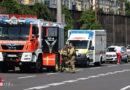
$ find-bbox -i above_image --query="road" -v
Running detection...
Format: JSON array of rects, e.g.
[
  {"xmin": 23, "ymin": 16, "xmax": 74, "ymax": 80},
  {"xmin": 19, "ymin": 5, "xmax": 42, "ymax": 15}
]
[{"xmin": 1, "ymin": 63, "xmax": 130, "ymax": 90}]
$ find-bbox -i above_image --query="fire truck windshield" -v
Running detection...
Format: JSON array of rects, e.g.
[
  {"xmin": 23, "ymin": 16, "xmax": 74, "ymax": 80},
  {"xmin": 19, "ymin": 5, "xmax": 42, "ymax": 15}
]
[{"xmin": 0, "ymin": 24, "xmax": 30, "ymax": 40}]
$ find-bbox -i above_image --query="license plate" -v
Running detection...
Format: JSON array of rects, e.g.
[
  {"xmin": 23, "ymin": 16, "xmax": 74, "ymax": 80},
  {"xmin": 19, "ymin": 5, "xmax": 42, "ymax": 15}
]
[
  {"xmin": 106, "ymin": 57, "xmax": 112, "ymax": 59},
  {"xmin": 7, "ymin": 54, "xmax": 17, "ymax": 57}
]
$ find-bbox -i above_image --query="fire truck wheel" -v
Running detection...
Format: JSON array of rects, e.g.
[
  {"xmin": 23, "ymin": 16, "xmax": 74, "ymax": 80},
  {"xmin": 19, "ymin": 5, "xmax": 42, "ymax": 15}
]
[
  {"xmin": 34, "ymin": 56, "xmax": 43, "ymax": 73},
  {"xmin": 1, "ymin": 62, "xmax": 8, "ymax": 73}
]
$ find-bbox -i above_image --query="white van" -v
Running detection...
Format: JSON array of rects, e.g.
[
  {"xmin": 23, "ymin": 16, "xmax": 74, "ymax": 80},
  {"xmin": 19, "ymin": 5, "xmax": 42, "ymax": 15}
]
[{"xmin": 67, "ymin": 30, "xmax": 106, "ymax": 66}]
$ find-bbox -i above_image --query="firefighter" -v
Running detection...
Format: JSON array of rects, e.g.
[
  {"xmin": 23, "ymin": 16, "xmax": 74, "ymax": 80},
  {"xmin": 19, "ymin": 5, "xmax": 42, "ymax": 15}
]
[
  {"xmin": 68, "ymin": 42, "xmax": 76, "ymax": 73},
  {"xmin": 60, "ymin": 44, "xmax": 69, "ymax": 72}
]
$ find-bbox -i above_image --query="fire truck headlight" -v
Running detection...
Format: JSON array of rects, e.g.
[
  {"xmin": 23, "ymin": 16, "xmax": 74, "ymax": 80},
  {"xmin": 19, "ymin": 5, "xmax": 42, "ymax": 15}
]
[
  {"xmin": 0, "ymin": 52, "xmax": 3, "ymax": 61},
  {"xmin": 21, "ymin": 53, "xmax": 32, "ymax": 61}
]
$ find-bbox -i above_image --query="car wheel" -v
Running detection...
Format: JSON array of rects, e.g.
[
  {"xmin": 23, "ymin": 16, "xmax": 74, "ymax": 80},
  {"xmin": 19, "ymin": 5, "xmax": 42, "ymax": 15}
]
[{"xmin": 125, "ymin": 57, "xmax": 128, "ymax": 63}]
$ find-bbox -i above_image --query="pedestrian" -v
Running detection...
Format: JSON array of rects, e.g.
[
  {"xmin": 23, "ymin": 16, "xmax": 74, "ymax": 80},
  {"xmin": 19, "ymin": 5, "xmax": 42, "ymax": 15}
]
[
  {"xmin": 60, "ymin": 44, "xmax": 69, "ymax": 72},
  {"xmin": 68, "ymin": 42, "xmax": 76, "ymax": 73},
  {"xmin": 115, "ymin": 47, "xmax": 121, "ymax": 64}
]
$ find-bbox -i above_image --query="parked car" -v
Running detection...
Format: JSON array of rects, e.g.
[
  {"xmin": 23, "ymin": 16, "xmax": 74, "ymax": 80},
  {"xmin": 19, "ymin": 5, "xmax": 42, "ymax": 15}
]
[
  {"xmin": 127, "ymin": 45, "xmax": 130, "ymax": 59},
  {"xmin": 106, "ymin": 46, "xmax": 128, "ymax": 63}
]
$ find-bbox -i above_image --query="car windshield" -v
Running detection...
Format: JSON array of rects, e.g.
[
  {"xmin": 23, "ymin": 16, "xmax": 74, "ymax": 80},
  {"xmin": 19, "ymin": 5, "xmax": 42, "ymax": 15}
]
[
  {"xmin": 0, "ymin": 24, "xmax": 30, "ymax": 40},
  {"xmin": 69, "ymin": 40, "xmax": 88, "ymax": 49},
  {"xmin": 107, "ymin": 48, "xmax": 115, "ymax": 52}
]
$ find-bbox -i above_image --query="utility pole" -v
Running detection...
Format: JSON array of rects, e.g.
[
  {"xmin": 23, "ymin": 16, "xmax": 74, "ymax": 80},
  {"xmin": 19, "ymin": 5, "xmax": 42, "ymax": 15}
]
[
  {"xmin": 57, "ymin": 0, "xmax": 62, "ymax": 23},
  {"xmin": 89, "ymin": 0, "xmax": 91, "ymax": 11},
  {"xmin": 120, "ymin": 0, "xmax": 124, "ymax": 15}
]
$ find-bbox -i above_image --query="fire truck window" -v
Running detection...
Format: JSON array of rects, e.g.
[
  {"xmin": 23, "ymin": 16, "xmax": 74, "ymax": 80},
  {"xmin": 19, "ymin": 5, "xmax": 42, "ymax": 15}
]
[
  {"xmin": 0, "ymin": 27, "xmax": 2, "ymax": 37},
  {"xmin": 32, "ymin": 26, "xmax": 38, "ymax": 35},
  {"xmin": 46, "ymin": 27, "xmax": 58, "ymax": 36}
]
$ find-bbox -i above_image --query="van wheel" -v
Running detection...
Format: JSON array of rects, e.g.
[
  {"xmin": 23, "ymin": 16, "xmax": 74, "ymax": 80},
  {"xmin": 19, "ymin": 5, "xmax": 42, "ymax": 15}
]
[
  {"xmin": 86, "ymin": 60, "xmax": 90, "ymax": 67},
  {"xmin": 94, "ymin": 59, "xmax": 102, "ymax": 66}
]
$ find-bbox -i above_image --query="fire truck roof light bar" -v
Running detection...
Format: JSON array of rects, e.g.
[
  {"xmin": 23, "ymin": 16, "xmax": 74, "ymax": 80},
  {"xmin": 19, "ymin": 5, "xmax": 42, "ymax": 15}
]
[{"xmin": 0, "ymin": 19, "xmax": 36, "ymax": 24}]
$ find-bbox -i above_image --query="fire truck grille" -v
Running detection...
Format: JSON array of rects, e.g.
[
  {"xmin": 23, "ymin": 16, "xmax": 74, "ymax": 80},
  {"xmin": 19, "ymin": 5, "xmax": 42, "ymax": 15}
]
[{"xmin": 1, "ymin": 44, "xmax": 24, "ymax": 50}]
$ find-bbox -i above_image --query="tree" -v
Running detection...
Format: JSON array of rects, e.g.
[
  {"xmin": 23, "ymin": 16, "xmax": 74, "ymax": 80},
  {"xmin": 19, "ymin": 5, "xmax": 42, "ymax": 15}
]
[
  {"xmin": 124, "ymin": 0, "xmax": 130, "ymax": 16},
  {"xmin": 62, "ymin": 6, "xmax": 73, "ymax": 41},
  {"xmin": 1, "ymin": 0, "xmax": 35, "ymax": 15},
  {"xmin": 33, "ymin": 3, "xmax": 51, "ymax": 20},
  {"xmin": 80, "ymin": 10, "xmax": 102, "ymax": 30},
  {"xmin": 1, "ymin": 0, "xmax": 22, "ymax": 14}
]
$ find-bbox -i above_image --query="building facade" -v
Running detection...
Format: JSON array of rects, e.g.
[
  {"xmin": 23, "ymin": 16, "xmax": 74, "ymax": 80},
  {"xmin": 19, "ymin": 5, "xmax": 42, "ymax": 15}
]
[{"xmin": 18, "ymin": 0, "xmax": 121, "ymax": 14}]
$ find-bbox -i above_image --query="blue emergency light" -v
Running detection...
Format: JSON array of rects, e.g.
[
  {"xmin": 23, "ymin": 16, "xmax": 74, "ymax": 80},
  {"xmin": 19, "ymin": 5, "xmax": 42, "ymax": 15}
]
[
  {"xmin": 25, "ymin": 19, "xmax": 36, "ymax": 23},
  {"xmin": 69, "ymin": 30, "xmax": 93, "ymax": 39},
  {"xmin": 0, "ymin": 19, "xmax": 6, "ymax": 23}
]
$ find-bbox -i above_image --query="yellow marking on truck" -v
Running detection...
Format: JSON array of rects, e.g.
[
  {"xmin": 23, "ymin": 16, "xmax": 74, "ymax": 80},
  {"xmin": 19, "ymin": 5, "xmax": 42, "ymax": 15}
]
[{"xmin": 86, "ymin": 52, "xmax": 93, "ymax": 56}]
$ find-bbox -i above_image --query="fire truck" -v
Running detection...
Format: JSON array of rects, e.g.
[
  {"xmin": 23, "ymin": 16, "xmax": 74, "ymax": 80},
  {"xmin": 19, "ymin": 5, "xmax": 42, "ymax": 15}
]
[{"xmin": 0, "ymin": 14, "xmax": 65, "ymax": 72}]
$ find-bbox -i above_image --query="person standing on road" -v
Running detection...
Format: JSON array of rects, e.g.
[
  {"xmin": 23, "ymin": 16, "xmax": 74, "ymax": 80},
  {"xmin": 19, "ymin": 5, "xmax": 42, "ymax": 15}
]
[
  {"xmin": 115, "ymin": 47, "xmax": 121, "ymax": 64},
  {"xmin": 60, "ymin": 44, "xmax": 69, "ymax": 72},
  {"xmin": 68, "ymin": 42, "xmax": 76, "ymax": 73}
]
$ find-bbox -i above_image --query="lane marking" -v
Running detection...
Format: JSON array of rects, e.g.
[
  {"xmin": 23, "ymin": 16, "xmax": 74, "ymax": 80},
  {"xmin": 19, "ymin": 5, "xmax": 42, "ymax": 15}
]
[
  {"xmin": 25, "ymin": 69, "xmax": 130, "ymax": 90},
  {"xmin": 121, "ymin": 85, "xmax": 130, "ymax": 90},
  {"xmin": 90, "ymin": 67, "xmax": 101, "ymax": 69},
  {"xmin": 18, "ymin": 75, "xmax": 36, "ymax": 79},
  {"xmin": 46, "ymin": 73, "xmax": 59, "ymax": 76},
  {"xmin": 107, "ymin": 65, "xmax": 118, "ymax": 67}
]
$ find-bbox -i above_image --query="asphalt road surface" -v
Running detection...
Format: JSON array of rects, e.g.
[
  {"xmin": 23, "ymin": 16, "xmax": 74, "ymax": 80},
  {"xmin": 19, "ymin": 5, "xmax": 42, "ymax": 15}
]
[{"xmin": 1, "ymin": 63, "xmax": 130, "ymax": 90}]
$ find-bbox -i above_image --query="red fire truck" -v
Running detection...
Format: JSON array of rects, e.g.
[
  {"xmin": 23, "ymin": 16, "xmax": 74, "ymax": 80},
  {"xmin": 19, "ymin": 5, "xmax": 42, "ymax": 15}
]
[{"xmin": 0, "ymin": 14, "xmax": 65, "ymax": 72}]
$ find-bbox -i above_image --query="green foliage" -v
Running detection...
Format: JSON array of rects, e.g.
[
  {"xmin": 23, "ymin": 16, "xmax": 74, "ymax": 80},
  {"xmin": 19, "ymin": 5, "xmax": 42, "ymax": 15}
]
[
  {"xmin": 62, "ymin": 6, "xmax": 73, "ymax": 41},
  {"xmin": 98, "ymin": 8, "xmax": 105, "ymax": 14},
  {"xmin": 80, "ymin": 10, "xmax": 103, "ymax": 30},
  {"xmin": 107, "ymin": 9, "xmax": 114, "ymax": 15},
  {"xmin": 33, "ymin": 3, "xmax": 51, "ymax": 20},
  {"xmin": 1, "ymin": 0, "xmax": 35, "ymax": 15},
  {"xmin": 124, "ymin": 0, "xmax": 130, "ymax": 16}
]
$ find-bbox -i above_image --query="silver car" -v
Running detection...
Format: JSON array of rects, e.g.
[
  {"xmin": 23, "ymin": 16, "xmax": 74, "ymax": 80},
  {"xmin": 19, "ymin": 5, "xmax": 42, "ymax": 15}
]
[{"xmin": 106, "ymin": 46, "xmax": 128, "ymax": 63}]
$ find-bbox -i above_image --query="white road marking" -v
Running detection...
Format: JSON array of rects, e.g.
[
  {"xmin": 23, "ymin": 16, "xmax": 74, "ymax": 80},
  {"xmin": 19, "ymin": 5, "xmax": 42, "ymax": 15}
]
[
  {"xmin": 107, "ymin": 65, "xmax": 118, "ymax": 67},
  {"xmin": 25, "ymin": 69, "xmax": 130, "ymax": 90},
  {"xmin": 18, "ymin": 75, "xmax": 36, "ymax": 79},
  {"xmin": 120, "ymin": 85, "xmax": 130, "ymax": 90},
  {"xmin": 90, "ymin": 67, "xmax": 101, "ymax": 69},
  {"xmin": 46, "ymin": 73, "xmax": 59, "ymax": 76}
]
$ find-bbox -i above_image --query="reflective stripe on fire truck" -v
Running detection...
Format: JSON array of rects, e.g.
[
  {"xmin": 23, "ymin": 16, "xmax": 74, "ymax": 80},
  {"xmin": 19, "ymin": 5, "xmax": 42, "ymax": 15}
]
[{"xmin": 43, "ymin": 53, "xmax": 56, "ymax": 66}]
